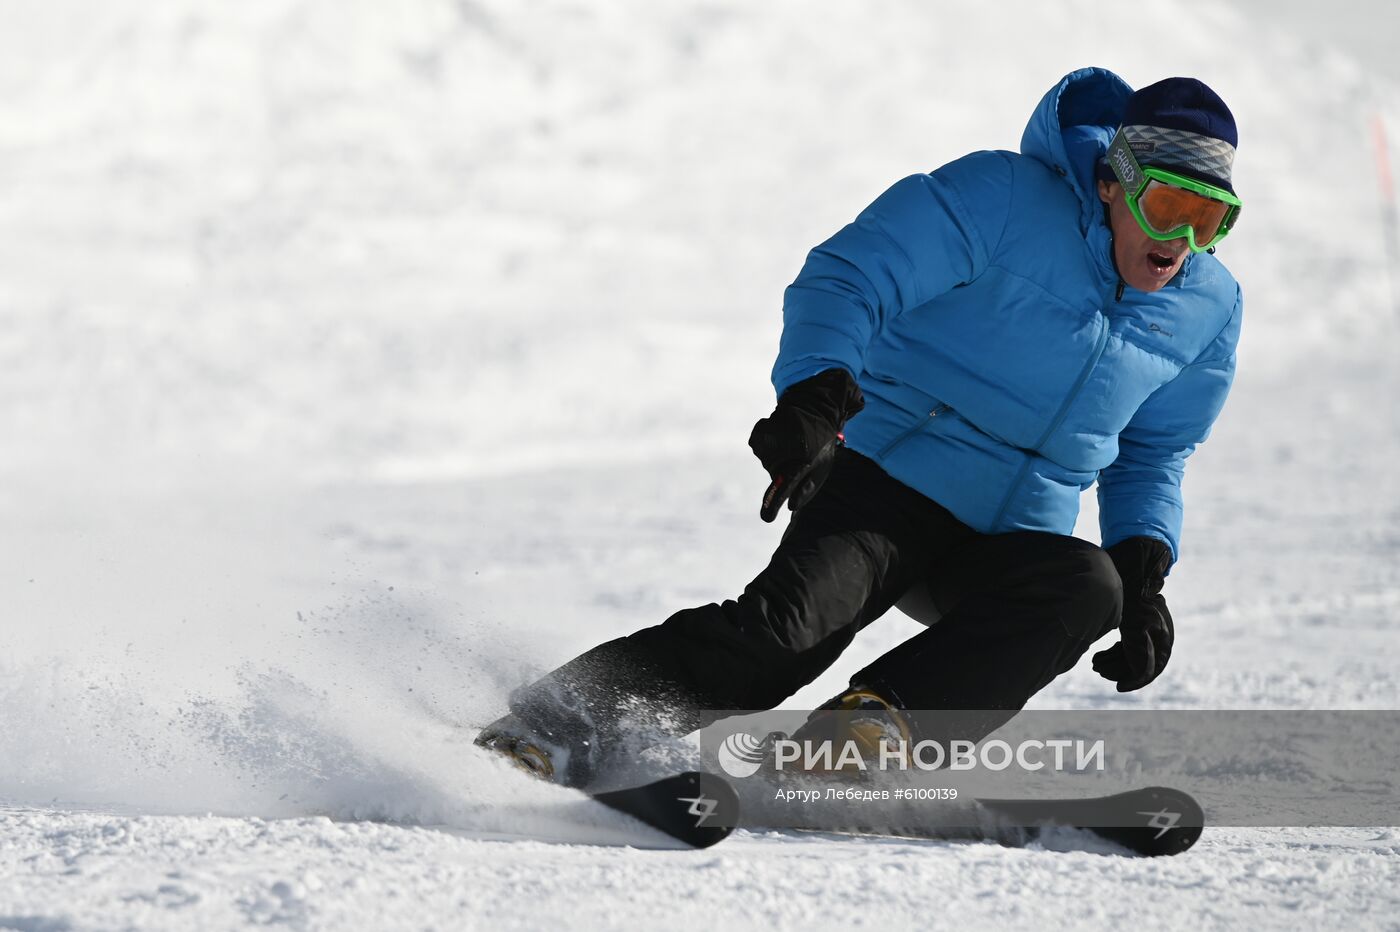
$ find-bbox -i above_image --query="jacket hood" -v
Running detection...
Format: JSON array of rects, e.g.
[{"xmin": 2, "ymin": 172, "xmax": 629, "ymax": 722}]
[{"xmin": 1020, "ymin": 67, "xmax": 1134, "ymax": 230}]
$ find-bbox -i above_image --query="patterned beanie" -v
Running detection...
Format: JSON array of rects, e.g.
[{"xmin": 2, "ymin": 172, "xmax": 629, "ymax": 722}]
[{"xmin": 1101, "ymin": 77, "xmax": 1237, "ymax": 194}]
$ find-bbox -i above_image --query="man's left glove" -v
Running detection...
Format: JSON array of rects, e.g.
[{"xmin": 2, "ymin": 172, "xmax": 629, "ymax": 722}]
[
  {"xmin": 748, "ymin": 368, "xmax": 864, "ymax": 522},
  {"xmin": 1092, "ymin": 537, "xmax": 1175, "ymax": 692}
]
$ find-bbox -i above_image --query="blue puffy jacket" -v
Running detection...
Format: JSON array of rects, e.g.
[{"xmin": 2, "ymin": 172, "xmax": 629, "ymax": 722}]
[{"xmin": 771, "ymin": 67, "xmax": 1241, "ymax": 565}]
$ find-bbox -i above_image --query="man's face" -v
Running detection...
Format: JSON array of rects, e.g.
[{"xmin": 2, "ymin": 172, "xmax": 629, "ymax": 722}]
[{"xmin": 1097, "ymin": 179, "xmax": 1189, "ymax": 293}]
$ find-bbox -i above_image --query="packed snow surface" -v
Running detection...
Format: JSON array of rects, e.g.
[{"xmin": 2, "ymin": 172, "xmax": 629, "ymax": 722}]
[{"xmin": 2, "ymin": 0, "xmax": 1399, "ymax": 928}]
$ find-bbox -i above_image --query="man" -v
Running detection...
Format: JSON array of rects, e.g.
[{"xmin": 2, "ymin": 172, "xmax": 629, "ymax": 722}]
[{"xmin": 478, "ymin": 67, "xmax": 1243, "ymax": 789}]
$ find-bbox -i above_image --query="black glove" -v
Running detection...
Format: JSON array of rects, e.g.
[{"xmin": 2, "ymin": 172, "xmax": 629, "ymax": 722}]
[
  {"xmin": 748, "ymin": 368, "xmax": 864, "ymax": 522},
  {"xmin": 1092, "ymin": 537, "xmax": 1175, "ymax": 692}
]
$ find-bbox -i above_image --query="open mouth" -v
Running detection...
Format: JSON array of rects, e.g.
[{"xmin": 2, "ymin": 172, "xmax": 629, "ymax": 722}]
[{"xmin": 1147, "ymin": 250, "xmax": 1176, "ymax": 270}]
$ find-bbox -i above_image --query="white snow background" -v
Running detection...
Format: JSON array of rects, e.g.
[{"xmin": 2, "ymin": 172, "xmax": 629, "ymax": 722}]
[{"xmin": 2, "ymin": 0, "xmax": 1399, "ymax": 928}]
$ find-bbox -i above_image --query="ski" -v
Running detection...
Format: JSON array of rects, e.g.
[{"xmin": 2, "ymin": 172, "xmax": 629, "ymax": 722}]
[
  {"xmin": 769, "ymin": 785, "xmax": 1203, "ymax": 857},
  {"xmin": 975, "ymin": 784, "xmax": 1204, "ymax": 857},
  {"xmin": 590, "ymin": 771, "xmax": 739, "ymax": 850}
]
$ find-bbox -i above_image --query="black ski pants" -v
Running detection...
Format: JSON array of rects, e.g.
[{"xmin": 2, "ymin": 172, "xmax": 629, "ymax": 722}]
[{"xmin": 510, "ymin": 449, "xmax": 1123, "ymax": 743}]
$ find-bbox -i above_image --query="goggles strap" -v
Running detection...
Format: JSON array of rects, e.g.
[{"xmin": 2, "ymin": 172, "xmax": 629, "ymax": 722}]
[{"xmin": 1106, "ymin": 130, "xmax": 1145, "ymax": 195}]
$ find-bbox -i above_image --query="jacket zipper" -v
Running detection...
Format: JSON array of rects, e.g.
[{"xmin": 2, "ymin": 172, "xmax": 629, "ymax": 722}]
[
  {"xmin": 989, "ymin": 314, "xmax": 1111, "ymax": 529},
  {"xmin": 877, "ymin": 403, "xmax": 951, "ymax": 458}
]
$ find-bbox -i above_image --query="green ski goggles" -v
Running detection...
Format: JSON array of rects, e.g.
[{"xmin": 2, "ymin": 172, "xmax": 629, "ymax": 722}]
[{"xmin": 1106, "ymin": 129, "xmax": 1242, "ymax": 253}]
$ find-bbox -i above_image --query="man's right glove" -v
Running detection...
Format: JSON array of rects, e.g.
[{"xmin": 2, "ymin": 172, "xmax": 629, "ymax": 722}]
[
  {"xmin": 748, "ymin": 368, "xmax": 864, "ymax": 522},
  {"xmin": 1092, "ymin": 536, "xmax": 1175, "ymax": 692}
]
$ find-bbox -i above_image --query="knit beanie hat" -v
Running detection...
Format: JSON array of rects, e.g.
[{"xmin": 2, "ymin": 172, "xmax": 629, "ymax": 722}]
[{"xmin": 1100, "ymin": 77, "xmax": 1237, "ymax": 194}]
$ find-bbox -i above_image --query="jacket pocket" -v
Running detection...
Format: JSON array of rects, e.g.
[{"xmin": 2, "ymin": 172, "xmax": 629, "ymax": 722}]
[{"xmin": 877, "ymin": 403, "xmax": 952, "ymax": 458}]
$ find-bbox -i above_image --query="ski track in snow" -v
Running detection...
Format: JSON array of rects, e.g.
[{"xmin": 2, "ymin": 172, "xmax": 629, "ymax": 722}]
[{"xmin": 3, "ymin": 0, "xmax": 1400, "ymax": 928}]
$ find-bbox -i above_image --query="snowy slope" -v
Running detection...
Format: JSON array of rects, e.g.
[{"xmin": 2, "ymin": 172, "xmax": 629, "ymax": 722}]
[{"xmin": 2, "ymin": 0, "xmax": 1399, "ymax": 929}]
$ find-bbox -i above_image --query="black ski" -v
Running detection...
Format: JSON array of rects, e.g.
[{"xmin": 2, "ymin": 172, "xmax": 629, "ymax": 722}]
[
  {"xmin": 770, "ymin": 784, "xmax": 1203, "ymax": 857},
  {"xmin": 590, "ymin": 771, "xmax": 739, "ymax": 849},
  {"xmin": 976, "ymin": 784, "xmax": 1204, "ymax": 857}
]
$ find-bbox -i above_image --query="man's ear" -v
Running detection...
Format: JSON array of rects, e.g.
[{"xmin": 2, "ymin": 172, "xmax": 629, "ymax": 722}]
[{"xmin": 1097, "ymin": 179, "xmax": 1118, "ymax": 205}]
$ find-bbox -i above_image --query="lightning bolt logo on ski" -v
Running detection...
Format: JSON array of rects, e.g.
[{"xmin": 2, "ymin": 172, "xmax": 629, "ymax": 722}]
[
  {"xmin": 679, "ymin": 794, "xmax": 719, "ymax": 826},
  {"xmin": 1139, "ymin": 808, "xmax": 1182, "ymax": 839}
]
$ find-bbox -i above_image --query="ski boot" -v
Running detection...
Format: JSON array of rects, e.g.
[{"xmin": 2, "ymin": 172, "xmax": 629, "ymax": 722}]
[
  {"xmin": 475, "ymin": 713, "xmax": 561, "ymax": 781},
  {"xmin": 788, "ymin": 687, "xmax": 913, "ymax": 775},
  {"xmin": 474, "ymin": 708, "xmax": 603, "ymax": 789}
]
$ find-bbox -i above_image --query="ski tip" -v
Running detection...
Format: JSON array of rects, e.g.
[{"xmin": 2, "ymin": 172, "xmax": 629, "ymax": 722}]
[
  {"xmin": 1124, "ymin": 785, "xmax": 1205, "ymax": 856},
  {"xmin": 1076, "ymin": 785, "xmax": 1205, "ymax": 857},
  {"xmin": 678, "ymin": 771, "xmax": 742, "ymax": 849},
  {"xmin": 592, "ymin": 771, "xmax": 740, "ymax": 850},
  {"xmin": 980, "ymin": 785, "xmax": 1205, "ymax": 857}
]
